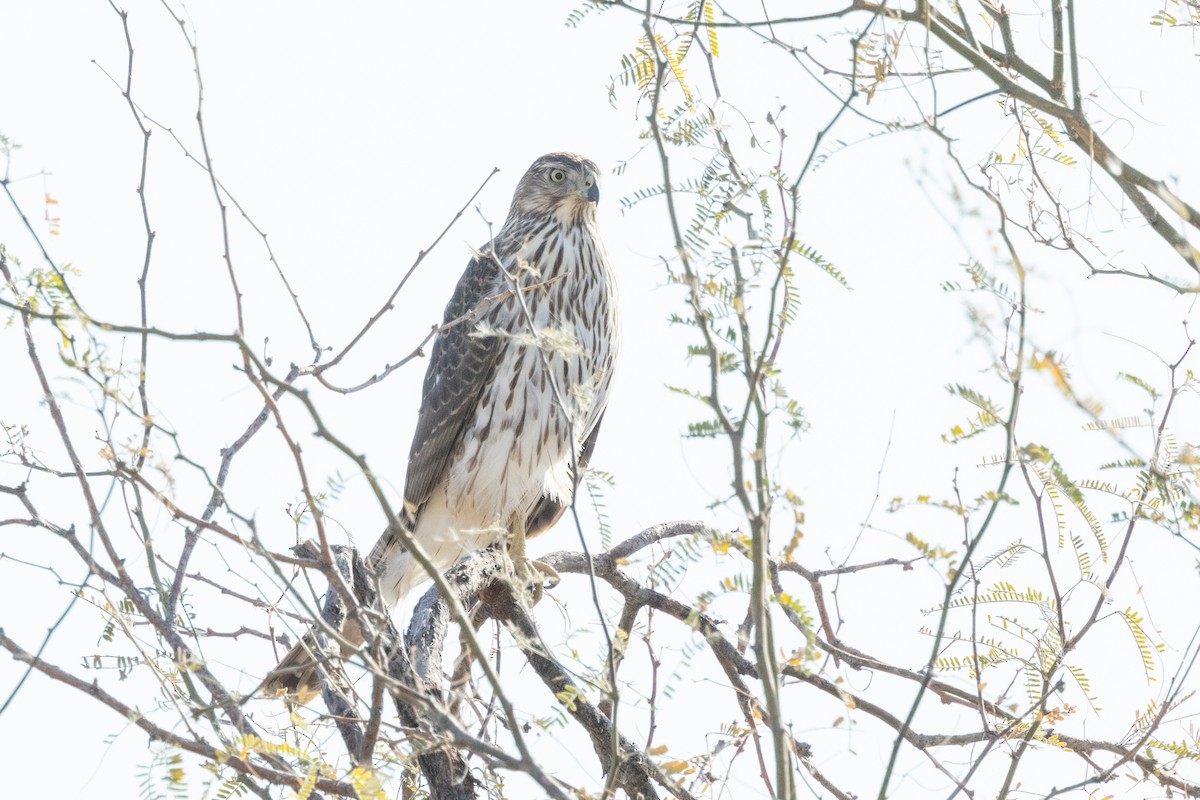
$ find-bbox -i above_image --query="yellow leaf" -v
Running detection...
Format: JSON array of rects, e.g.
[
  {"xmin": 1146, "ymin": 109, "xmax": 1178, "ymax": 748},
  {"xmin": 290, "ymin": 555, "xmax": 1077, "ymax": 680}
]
[
  {"xmin": 704, "ymin": 0, "xmax": 719, "ymax": 57},
  {"xmin": 647, "ymin": 744, "xmax": 669, "ymax": 756},
  {"xmin": 349, "ymin": 766, "xmax": 385, "ymax": 800}
]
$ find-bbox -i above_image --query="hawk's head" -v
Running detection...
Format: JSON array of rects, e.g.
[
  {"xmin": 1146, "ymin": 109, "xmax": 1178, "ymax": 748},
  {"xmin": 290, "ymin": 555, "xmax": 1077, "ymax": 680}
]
[{"xmin": 509, "ymin": 152, "xmax": 601, "ymax": 223}]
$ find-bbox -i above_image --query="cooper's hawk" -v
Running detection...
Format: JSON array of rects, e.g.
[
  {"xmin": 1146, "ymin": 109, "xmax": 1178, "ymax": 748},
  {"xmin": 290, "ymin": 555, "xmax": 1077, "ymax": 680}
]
[{"xmin": 264, "ymin": 153, "xmax": 619, "ymax": 698}]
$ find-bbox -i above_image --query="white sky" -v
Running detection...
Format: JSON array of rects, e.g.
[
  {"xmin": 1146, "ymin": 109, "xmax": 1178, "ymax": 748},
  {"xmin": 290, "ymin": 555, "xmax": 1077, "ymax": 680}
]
[{"xmin": 2, "ymin": 2, "xmax": 1199, "ymax": 798}]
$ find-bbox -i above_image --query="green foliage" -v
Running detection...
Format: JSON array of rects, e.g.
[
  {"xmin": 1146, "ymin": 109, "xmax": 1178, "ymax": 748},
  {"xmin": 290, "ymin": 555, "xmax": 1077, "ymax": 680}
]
[
  {"xmin": 611, "ymin": 32, "xmax": 694, "ymax": 107},
  {"xmin": 583, "ymin": 468, "xmax": 616, "ymax": 550},
  {"xmin": 784, "ymin": 240, "xmax": 847, "ymax": 288},
  {"xmin": 325, "ymin": 470, "xmax": 348, "ymax": 501},
  {"xmin": 212, "ymin": 776, "xmax": 250, "ymax": 800},
  {"xmin": 1083, "ymin": 415, "xmax": 1149, "ymax": 433},
  {"xmin": 947, "ymin": 382, "xmax": 1003, "ymax": 420},
  {"xmin": 685, "ymin": 418, "xmax": 724, "ymax": 439},
  {"xmin": 1117, "ymin": 371, "xmax": 1160, "ymax": 399},
  {"xmin": 612, "ymin": 19, "xmax": 849, "ymax": 560},
  {"xmin": 647, "ymin": 529, "xmax": 709, "ymax": 589},
  {"xmin": 1147, "ymin": 1, "xmax": 1200, "ymax": 27},
  {"xmin": 943, "ymin": 382, "xmax": 1005, "ymax": 443},
  {"xmin": 138, "ymin": 746, "xmax": 189, "ymax": 800},
  {"xmin": 987, "ymin": 102, "xmax": 1078, "ymax": 171},
  {"xmin": 933, "ymin": 632, "xmax": 1020, "ymax": 675},
  {"xmin": 564, "ymin": 1, "xmax": 610, "ymax": 29},
  {"xmin": 662, "ymin": 627, "xmax": 709, "ymax": 701},
  {"xmin": 1097, "ymin": 457, "xmax": 1147, "ymax": 470},
  {"xmin": 1063, "ymin": 663, "xmax": 1099, "ymax": 709},
  {"xmin": 905, "ymin": 531, "xmax": 960, "ymax": 570},
  {"xmin": 1025, "ymin": 451, "xmax": 1110, "ymax": 564},
  {"xmin": 979, "ymin": 539, "xmax": 1031, "ymax": 571},
  {"xmin": 937, "ymin": 581, "xmax": 1054, "ymax": 612},
  {"xmin": 941, "ymin": 259, "xmax": 1020, "ymax": 306}
]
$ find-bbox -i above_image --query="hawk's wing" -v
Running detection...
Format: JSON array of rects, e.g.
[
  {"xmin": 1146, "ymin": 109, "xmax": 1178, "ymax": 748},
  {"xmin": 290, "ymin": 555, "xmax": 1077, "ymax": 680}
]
[
  {"xmin": 402, "ymin": 252, "xmax": 506, "ymax": 516},
  {"xmin": 524, "ymin": 411, "xmax": 606, "ymax": 539}
]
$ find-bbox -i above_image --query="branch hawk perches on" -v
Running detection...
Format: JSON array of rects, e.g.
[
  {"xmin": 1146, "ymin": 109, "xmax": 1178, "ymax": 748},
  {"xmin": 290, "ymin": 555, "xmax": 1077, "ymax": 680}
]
[{"xmin": 265, "ymin": 153, "xmax": 620, "ymax": 698}]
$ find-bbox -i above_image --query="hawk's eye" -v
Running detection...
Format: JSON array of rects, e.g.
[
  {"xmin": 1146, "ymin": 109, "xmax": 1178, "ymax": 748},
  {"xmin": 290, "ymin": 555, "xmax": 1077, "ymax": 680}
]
[{"xmin": 548, "ymin": 168, "xmax": 567, "ymax": 184}]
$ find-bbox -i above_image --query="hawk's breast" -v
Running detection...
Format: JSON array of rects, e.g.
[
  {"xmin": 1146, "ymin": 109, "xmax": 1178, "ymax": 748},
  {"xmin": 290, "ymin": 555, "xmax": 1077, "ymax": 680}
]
[{"xmin": 446, "ymin": 218, "xmax": 617, "ymax": 534}]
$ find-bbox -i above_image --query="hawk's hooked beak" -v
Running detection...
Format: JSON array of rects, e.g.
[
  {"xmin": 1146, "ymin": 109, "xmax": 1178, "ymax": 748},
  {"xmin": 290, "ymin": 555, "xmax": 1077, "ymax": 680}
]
[{"xmin": 582, "ymin": 170, "xmax": 600, "ymax": 204}]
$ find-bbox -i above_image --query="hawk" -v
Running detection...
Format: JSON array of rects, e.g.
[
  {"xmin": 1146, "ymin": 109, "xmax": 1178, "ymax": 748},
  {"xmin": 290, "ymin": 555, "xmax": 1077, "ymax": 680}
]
[{"xmin": 264, "ymin": 153, "xmax": 619, "ymax": 698}]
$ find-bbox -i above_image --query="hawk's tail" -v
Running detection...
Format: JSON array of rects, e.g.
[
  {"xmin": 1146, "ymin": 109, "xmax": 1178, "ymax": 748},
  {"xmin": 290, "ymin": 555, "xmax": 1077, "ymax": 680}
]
[
  {"xmin": 263, "ymin": 521, "xmax": 412, "ymax": 701},
  {"xmin": 262, "ymin": 611, "xmax": 376, "ymax": 701},
  {"xmin": 261, "ymin": 633, "xmax": 324, "ymax": 702}
]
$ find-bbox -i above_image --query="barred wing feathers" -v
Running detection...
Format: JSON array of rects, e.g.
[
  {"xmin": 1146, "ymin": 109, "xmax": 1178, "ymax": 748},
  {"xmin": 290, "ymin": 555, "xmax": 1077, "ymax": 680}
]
[{"xmin": 397, "ymin": 259, "xmax": 503, "ymax": 525}]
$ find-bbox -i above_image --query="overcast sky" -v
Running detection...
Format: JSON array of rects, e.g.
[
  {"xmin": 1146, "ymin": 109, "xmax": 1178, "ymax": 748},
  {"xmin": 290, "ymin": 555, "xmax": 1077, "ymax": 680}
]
[{"xmin": 2, "ymin": 3, "xmax": 1199, "ymax": 798}]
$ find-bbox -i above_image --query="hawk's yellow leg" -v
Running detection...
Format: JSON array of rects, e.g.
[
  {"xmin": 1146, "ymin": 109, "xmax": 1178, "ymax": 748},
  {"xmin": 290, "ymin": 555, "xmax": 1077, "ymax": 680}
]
[{"xmin": 508, "ymin": 514, "xmax": 560, "ymax": 604}]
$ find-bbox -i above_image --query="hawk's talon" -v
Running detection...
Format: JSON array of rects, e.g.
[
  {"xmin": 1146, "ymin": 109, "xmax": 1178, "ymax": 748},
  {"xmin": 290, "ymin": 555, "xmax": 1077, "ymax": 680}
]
[
  {"xmin": 519, "ymin": 557, "xmax": 561, "ymax": 605},
  {"xmin": 507, "ymin": 515, "xmax": 558, "ymax": 604},
  {"xmin": 531, "ymin": 559, "xmax": 560, "ymax": 589},
  {"xmin": 509, "ymin": 556, "xmax": 559, "ymax": 605}
]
